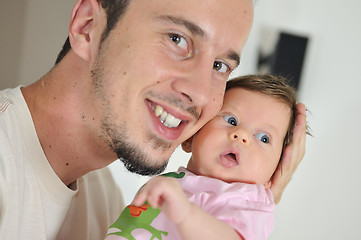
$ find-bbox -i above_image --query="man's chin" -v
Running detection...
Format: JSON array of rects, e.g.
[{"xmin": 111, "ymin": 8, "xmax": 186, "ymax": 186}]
[{"xmin": 120, "ymin": 157, "xmax": 168, "ymax": 176}]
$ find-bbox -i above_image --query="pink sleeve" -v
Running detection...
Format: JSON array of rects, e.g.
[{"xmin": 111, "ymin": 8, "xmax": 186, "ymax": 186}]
[
  {"xmin": 217, "ymin": 195, "xmax": 275, "ymax": 240},
  {"xmin": 179, "ymin": 171, "xmax": 275, "ymax": 240}
]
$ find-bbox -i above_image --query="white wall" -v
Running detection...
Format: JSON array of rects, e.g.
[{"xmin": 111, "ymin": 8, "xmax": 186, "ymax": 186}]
[
  {"xmin": 1, "ymin": 0, "xmax": 361, "ymax": 239},
  {"xmin": 0, "ymin": 0, "xmax": 74, "ymax": 89},
  {"xmin": 0, "ymin": 0, "xmax": 26, "ymax": 89},
  {"xmin": 243, "ymin": 0, "xmax": 361, "ymax": 239}
]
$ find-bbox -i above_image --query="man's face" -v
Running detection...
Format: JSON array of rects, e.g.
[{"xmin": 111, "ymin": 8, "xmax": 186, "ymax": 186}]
[
  {"xmin": 187, "ymin": 88, "xmax": 291, "ymax": 185},
  {"xmin": 91, "ymin": 0, "xmax": 254, "ymax": 174}
]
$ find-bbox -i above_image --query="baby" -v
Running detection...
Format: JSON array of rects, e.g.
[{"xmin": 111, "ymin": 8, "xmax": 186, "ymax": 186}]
[{"xmin": 106, "ymin": 74, "xmax": 305, "ymax": 240}]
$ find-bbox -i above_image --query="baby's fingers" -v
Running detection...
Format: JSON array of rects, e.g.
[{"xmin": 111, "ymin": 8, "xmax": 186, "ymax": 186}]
[
  {"xmin": 131, "ymin": 178, "xmax": 165, "ymax": 207},
  {"xmin": 132, "ymin": 190, "xmax": 148, "ymax": 206}
]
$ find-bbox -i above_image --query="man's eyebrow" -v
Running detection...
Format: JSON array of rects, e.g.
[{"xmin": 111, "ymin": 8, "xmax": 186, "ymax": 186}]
[
  {"xmin": 156, "ymin": 15, "xmax": 207, "ymax": 38},
  {"xmin": 157, "ymin": 15, "xmax": 240, "ymax": 67},
  {"xmin": 227, "ymin": 51, "xmax": 241, "ymax": 68}
]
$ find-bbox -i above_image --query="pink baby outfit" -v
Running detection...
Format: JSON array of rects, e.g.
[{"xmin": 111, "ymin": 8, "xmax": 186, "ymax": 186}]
[{"xmin": 106, "ymin": 167, "xmax": 275, "ymax": 240}]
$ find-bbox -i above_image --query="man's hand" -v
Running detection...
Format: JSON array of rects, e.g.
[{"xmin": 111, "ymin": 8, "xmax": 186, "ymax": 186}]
[{"xmin": 270, "ymin": 103, "xmax": 307, "ymax": 204}]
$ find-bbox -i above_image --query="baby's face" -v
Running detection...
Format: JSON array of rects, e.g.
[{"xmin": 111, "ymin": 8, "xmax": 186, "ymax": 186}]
[{"xmin": 187, "ymin": 88, "xmax": 291, "ymax": 186}]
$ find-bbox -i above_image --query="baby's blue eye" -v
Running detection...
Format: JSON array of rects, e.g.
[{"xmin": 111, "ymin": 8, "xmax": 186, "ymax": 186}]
[
  {"xmin": 255, "ymin": 132, "xmax": 270, "ymax": 143},
  {"xmin": 223, "ymin": 115, "xmax": 237, "ymax": 126}
]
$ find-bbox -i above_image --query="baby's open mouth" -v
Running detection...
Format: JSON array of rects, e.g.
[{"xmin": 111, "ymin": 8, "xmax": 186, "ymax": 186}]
[
  {"xmin": 220, "ymin": 151, "xmax": 239, "ymax": 168},
  {"xmin": 226, "ymin": 153, "xmax": 237, "ymax": 161}
]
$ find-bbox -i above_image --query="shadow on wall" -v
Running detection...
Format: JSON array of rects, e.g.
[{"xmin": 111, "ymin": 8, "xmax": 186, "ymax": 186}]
[
  {"xmin": 0, "ymin": 1, "xmax": 27, "ymax": 89},
  {"xmin": 257, "ymin": 27, "xmax": 309, "ymax": 91}
]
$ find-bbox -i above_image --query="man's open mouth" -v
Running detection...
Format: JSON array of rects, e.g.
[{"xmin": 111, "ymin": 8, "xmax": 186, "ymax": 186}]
[{"xmin": 149, "ymin": 102, "xmax": 182, "ymax": 128}]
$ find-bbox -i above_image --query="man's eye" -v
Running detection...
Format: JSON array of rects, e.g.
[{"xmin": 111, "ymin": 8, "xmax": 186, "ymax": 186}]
[
  {"xmin": 213, "ymin": 61, "xmax": 230, "ymax": 73},
  {"xmin": 255, "ymin": 132, "xmax": 270, "ymax": 144},
  {"xmin": 223, "ymin": 115, "xmax": 237, "ymax": 126},
  {"xmin": 169, "ymin": 33, "xmax": 188, "ymax": 51}
]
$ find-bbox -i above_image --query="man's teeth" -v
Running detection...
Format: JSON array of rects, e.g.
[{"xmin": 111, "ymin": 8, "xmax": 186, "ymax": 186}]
[{"xmin": 151, "ymin": 104, "xmax": 181, "ymax": 128}]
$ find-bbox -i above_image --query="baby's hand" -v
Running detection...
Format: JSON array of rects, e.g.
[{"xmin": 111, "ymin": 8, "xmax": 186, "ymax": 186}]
[{"xmin": 132, "ymin": 176, "xmax": 192, "ymax": 225}]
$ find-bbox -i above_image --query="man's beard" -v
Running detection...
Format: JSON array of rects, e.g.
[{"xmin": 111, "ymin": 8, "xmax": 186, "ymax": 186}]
[
  {"xmin": 102, "ymin": 120, "xmax": 169, "ymax": 176},
  {"xmin": 91, "ymin": 40, "xmax": 171, "ymax": 176}
]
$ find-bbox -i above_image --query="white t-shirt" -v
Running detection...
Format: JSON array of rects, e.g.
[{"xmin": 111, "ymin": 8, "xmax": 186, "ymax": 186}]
[{"xmin": 0, "ymin": 87, "xmax": 124, "ymax": 240}]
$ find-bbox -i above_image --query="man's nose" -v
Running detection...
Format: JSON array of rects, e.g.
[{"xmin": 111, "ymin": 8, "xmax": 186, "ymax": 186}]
[{"xmin": 171, "ymin": 59, "xmax": 214, "ymax": 107}]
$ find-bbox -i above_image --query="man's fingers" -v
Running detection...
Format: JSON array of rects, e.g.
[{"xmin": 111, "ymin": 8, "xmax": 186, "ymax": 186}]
[
  {"xmin": 290, "ymin": 103, "xmax": 307, "ymax": 168},
  {"xmin": 270, "ymin": 103, "xmax": 308, "ymax": 204}
]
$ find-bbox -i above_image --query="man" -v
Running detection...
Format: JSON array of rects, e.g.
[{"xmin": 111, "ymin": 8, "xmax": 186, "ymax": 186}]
[{"xmin": 0, "ymin": 0, "xmax": 306, "ymax": 239}]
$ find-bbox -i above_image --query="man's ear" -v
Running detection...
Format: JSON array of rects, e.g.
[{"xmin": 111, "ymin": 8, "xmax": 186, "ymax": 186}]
[
  {"xmin": 69, "ymin": 0, "xmax": 102, "ymax": 62},
  {"xmin": 181, "ymin": 137, "xmax": 194, "ymax": 153}
]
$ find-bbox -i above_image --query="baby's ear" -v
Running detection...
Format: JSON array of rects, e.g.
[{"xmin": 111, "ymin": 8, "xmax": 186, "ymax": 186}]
[{"xmin": 181, "ymin": 137, "xmax": 194, "ymax": 153}]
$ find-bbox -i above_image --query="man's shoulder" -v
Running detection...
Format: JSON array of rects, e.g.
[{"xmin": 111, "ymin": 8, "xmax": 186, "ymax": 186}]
[
  {"xmin": 0, "ymin": 87, "xmax": 24, "ymax": 125},
  {"xmin": 0, "ymin": 88, "xmax": 18, "ymax": 115}
]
